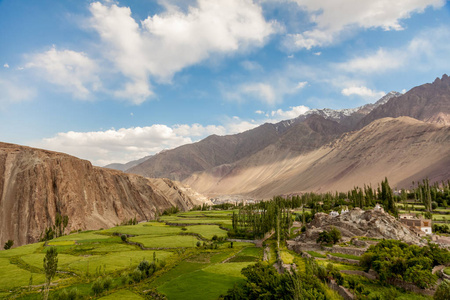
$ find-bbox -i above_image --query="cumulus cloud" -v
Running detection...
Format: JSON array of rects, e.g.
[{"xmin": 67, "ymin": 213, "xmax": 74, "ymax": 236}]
[
  {"xmin": 270, "ymin": 105, "xmax": 310, "ymax": 119},
  {"xmin": 89, "ymin": 0, "xmax": 276, "ymax": 103},
  {"xmin": 26, "ymin": 47, "xmax": 100, "ymax": 99},
  {"xmin": 339, "ymin": 49, "xmax": 404, "ymax": 73},
  {"xmin": 341, "ymin": 86, "xmax": 385, "ymax": 100},
  {"xmin": 3, "ymin": 63, "xmax": 9, "ymax": 68},
  {"xmin": 284, "ymin": 0, "xmax": 445, "ymax": 49}
]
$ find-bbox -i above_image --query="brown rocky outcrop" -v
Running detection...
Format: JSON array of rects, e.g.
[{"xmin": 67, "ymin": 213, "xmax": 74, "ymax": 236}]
[
  {"xmin": 295, "ymin": 208, "xmax": 425, "ymax": 245},
  {"xmin": 0, "ymin": 142, "xmax": 203, "ymax": 247}
]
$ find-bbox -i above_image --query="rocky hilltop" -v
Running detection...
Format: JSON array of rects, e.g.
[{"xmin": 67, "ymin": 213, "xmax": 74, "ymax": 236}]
[
  {"xmin": 0, "ymin": 142, "xmax": 203, "ymax": 247},
  {"xmin": 296, "ymin": 208, "xmax": 424, "ymax": 245}
]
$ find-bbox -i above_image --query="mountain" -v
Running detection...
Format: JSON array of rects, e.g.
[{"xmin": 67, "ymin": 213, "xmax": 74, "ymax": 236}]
[
  {"xmin": 126, "ymin": 93, "xmax": 402, "ymax": 182},
  {"xmin": 104, "ymin": 155, "xmax": 152, "ymax": 171},
  {"xmin": 0, "ymin": 142, "xmax": 203, "ymax": 247},
  {"xmin": 126, "ymin": 75, "xmax": 450, "ymax": 198},
  {"xmin": 184, "ymin": 117, "xmax": 450, "ymax": 197},
  {"xmin": 357, "ymin": 74, "xmax": 450, "ymax": 128}
]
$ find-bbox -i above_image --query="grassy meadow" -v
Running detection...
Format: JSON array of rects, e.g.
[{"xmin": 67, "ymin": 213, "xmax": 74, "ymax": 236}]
[{"xmin": 0, "ymin": 210, "xmax": 262, "ymax": 300}]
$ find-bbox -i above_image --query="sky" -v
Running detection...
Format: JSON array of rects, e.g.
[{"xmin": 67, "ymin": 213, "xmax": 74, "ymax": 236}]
[{"xmin": 0, "ymin": 0, "xmax": 449, "ymax": 166}]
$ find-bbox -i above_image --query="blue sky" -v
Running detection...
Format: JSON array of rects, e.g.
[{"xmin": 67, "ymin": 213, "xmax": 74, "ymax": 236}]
[{"xmin": 0, "ymin": 0, "xmax": 449, "ymax": 166}]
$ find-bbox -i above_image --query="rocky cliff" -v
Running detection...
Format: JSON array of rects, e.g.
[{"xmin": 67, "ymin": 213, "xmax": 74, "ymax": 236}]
[{"xmin": 0, "ymin": 142, "xmax": 203, "ymax": 247}]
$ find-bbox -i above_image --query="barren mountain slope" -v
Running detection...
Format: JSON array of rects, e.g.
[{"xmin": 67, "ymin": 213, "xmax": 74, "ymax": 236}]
[
  {"xmin": 184, "ymin": 117, "xmax": 450, "ymax": 198},
  {"xmin": 127, "ymin": 123, "xmax": 281, "ymax": 181},
  {"xmin": 0, "ymin": 142, "xmax": 202, "ymax": 247},
  {"xmin": 357, "ymin": 74, "xmax": 450, "ymax": 128}
]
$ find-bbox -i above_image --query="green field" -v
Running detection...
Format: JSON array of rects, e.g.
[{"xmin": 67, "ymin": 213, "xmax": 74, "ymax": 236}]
[{"xmin": 129, "ymin": 235, "xmax": 199, "ymax": 248}]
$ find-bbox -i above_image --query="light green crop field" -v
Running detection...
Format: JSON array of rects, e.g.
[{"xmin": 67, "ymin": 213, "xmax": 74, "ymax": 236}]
[
  {"xmin": 432, "ymin": 214, "xmax": 449, "ymax": 221},
  {"xmin": 51, "ymin": 231, "xmax": 112, "ymax": 242},
  {"xmin": 444, "ymin": 267, "xmax": 450, "ymax": 276},
  {"xmin": 157, "ymin": 262, "xmax": 251, "ymax": 300},
  {"xmin": 280, "ymin": 250, "xmax": 295, "ymax": 264},
  {"xmin": 185, "ymin": 225, "xmax": 228, "ymax": 239},
  {"xmin": 66, "ymin": 250, "xmax": 173, "ymax": 275},
  {"xmin": 129, "ymin": 235, "xmax": 199, "ymax": 248},
  {"xmin": 0, "ymin": 242, "xmax": 44, "ymax": 258},
  {"xmin": 0, "ymin": 258, "xmax": 46, "ymax": 291},
  {"xmin": 102, "ymin": 222, "xmax": 182, "ymax": 236},
  {"xmin": 98, "ymin": 290, "xmax": 144, "ymax": 300}
]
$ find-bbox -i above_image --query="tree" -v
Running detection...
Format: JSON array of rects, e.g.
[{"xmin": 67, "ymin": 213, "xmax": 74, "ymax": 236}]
[
  {"xmin": 316, "ymin": 231, "xmax": 332, "ymax": 244},
  {"xmin": 43, "ymin": 247, "xmax": 58, "ymax": 300},
  {"xmin": 434, "ymin": 280, "xmax": 450, "ymax": 300},
  {"xmin": 329, "ymin": 227, "xmax": 341, "ymax": 244},
  {"xmin": 3, "ymin": 239, "xmax": 13, "ymax": 250}
]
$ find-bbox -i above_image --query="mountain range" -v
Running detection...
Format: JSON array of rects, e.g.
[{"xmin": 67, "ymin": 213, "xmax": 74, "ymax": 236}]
[
  {"xmin": 1, "ymin": 75, "xmax": 449, "ymax": 247},
  {"xmin": 123, "ymin": 75, "xmax": 450, "ymax": 198}
]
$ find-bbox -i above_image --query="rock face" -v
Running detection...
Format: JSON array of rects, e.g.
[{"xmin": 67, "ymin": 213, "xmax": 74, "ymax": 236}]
[
  {"xmin": 296, "ymin": 208, "xmax": 424, "ymax": 245},
  {"xmin": 0, "ymin": 142, "xmax": 203, "ymax": 247}
]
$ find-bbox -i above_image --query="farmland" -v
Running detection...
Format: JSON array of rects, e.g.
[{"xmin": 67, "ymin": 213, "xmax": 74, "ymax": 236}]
[{"xmin": 0, "ymin": 210, "xmax": 262, "ymax": 300}]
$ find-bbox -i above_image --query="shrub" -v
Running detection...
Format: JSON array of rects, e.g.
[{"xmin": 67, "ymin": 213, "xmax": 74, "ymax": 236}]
[
  {"xmin": 121, "ymin": 234, "xmax": 127, "ymax": 242},
  {"xmin": 102, "ymin": 276, "xmax": 112, "ymax": 290},
  {"xmin": 91, "ymin": 278, "xmax": 104, "ymax": 295},
  {"xmin": 196, "ymin": 241, "xmax": 201, "ymax": 247},
  {"xmin": 212, "ymin": 235, "xmax": 218, "ymax": 241},
  {"xmin": 434, "ymin": 280, "xmax": 450, "ymax": 300},
  {"xmin": 130, "ymin": 269, "xmax": 143, "ymax": 283}
]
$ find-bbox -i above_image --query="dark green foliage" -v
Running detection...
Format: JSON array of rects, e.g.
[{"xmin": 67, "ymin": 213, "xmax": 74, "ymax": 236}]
[
  {"xmin": 360, "ymin": 239, "xmax": 449, "ymax": 288},
  {"xmin": 3, "ymin": 239, "xmax": 13, "ymax": 250},
  {"xmin": 316, "ymin": 227, "xmax": 341, "ymax": 245},
  {"xmin": 222, "ymin": 262, "xmax": 329, "ymax": 300},
  {"xmin": 51, "ymin": 288, "xmax": 81, "ymax": 300},
  {"xmin": 138, "ymin": 259, "xmax": 156, "ymax": 277},
  {"xmin": 91, "ymin": 277, "xmax": 104, "ymax": 295},
  {"xmin": 434, "ymin": 280, "xmax": 450, "ymax": 300},
  {"xmin": 44, "ymin": 247, "xmax": 58, "ymax": 300},
  {"xmin": 120, "ymin": 234, "xmax": 127, "ymax": 242},
  {"xmin": 434, "ymin": 224, "xmax": 450, "ymax": 234},
  {"xmin": 162, "ymin": 206, "xmax": 180, "ymax": 216}
]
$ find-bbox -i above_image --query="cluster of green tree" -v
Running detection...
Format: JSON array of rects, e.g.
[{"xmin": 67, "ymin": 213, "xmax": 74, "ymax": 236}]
[
  {"xmin": 316, "ymin": 227, "xmax": 341, "ymax": 245},
  {"xmin": 3, "ymin": 239, "xmax": 14, "ymax": 250},
  {"xmin": 433, "ymin": 224, "xmax": 450, "ymax": 234},
  {"xmin": 161, "ymin": 206, "xmax": 180, "ymax": 216},
  {"xmin": 220, "ymin": 261, "xmax": 330, "ymax": 299},
  {"xmin": 406, "ymin": 179, "xmax": 450, "ymax": 211},
  {"xmin": 123, "ymin": 255, "xmax": 166, "ymax": 286},
  {"xmin": 121, "ymin": 217, "xmax": 138, "ymax": 225},
  {"xmin": 229, "ymin": 198, "xmax": 292, "ymax": 239},
  {"xmin": 191, "ymin": 202, "xmax": 238, "ymax": 211},
  {"xmin": 360, "ymin": 240, "xmax": 450, "ymax": 289},
  {"xmin": 40, "ymin": 213, "xmax": 70, "ymax": 241}
]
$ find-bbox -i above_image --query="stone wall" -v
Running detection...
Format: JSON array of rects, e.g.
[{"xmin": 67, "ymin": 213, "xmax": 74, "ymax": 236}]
[
  {"xmin": 328, "ymin": 279, "xmax": 354, "ymax": 300},
  {"xmin": 327, "ymin": 245, "xmax": 367, "ymax": 256},
  {"xmin": 326, "ymin": 254, "xmax": 360, "ymax": 265}
]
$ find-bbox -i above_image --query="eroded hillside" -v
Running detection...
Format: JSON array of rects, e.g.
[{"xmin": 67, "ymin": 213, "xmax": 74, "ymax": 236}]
[{"xmin": 0, "ymin": 142, "xmax": 203, "ymax": 247}]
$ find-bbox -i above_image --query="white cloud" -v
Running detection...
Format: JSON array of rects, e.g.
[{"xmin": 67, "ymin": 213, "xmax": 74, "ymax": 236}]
[
  {"xmin": 33, "ymin": 125, "xmax": 193, "ymax": 166},
  {"xmin": 241, "ymin": 83, "xmax": 277, "ymax": 104},
  {"xmin": 284, "ymin": 0, "xmax": 445, "ymax": 49},
  {"xmin": 241, "ymin": 60, "xmax": 263, "ymax": 71},
  {"xmin": 255, "ymin": 110, "xmax": 265, "ymax": 114},
  {"xmin": 313, "ymin": 52, "xmax": 321, "ymax": 56},
  {"xmin": 339, "ymin": 49, "xmax": 404, "ymax": 73},
  {"xmin": 0, "ymin": 77, "xmax": 35, "ymax": 105},
  {"xmin": 3, "ymin": 63, "xmax": 9, "ymax": 68},
  {"xmin": 26, "ymin": 47, "xmax": 100, "ymax": 99},
  {"xmin": 338, "ymin": 26, "xmax": 450, "ymax": 74},
  {"xmin": 89, "ymin": 0, "xmax": 276, "ymax": 103},
  {"xmin": 295, "ymin": 81, "xmax": 308, "ymax": 89},
  {"xmin": 270, "ymin": 105, "xmax": 310, "ymax": 119},
  {"xmin": 341, "ymin": 86, "xmax": 385, "ymax": 100}
]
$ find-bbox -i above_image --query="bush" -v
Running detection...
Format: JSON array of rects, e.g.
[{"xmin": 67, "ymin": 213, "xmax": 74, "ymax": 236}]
[
  {"xmin": 51, "ymin": 288, "xmax": 81, "ymax": 300},
  {"xmin": 434, "ymin": 280, "xmax": 450, "ymax": 300},
  {"xmin": 212, "ymin": 235, "xmax": 218, "ymax": 241},
  {"xmin": 91, "ymin": 278, "xmax": 104, "ymax": 295},
  {"xmin": 130, "ymin": 269, "xmax": 143, "ymax": 283},
  {"xmin": 102, "ymin": 276, "xmax": 112, "ymax": 290},
  {"xmin": 196, "ymin": 241, "xmax": 201, "ymax": 247},
  {"xmin": 121, "ymin": 234, "xmax": 127, "ymax": 242}
]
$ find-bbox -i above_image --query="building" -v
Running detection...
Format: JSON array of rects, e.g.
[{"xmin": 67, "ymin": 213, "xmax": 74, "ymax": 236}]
[
  {"xmin": 374, "ymin": 203, "xmax": 384, "ymax": 212},
  {"xmin": 399, "ymin": 214, "xmax": 432, "ymax": 235},
  {"xmin": 329, "ymin": 210, "xmax": 339, "ymax": 217},
  {"xmin": 341, "ymin": 206, "xmax": 349, "ymax": 214}
]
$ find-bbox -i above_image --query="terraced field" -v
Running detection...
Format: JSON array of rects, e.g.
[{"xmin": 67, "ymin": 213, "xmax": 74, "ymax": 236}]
[{"xmin": 0, "ymin": 210, "xmax": 260, "ymax": 300}]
